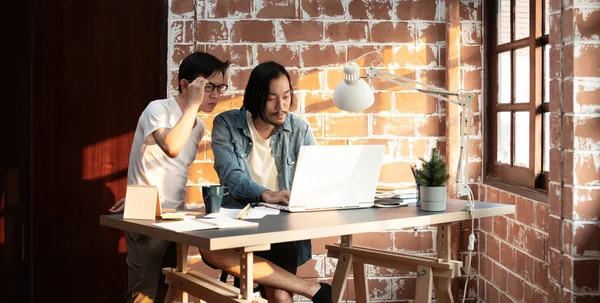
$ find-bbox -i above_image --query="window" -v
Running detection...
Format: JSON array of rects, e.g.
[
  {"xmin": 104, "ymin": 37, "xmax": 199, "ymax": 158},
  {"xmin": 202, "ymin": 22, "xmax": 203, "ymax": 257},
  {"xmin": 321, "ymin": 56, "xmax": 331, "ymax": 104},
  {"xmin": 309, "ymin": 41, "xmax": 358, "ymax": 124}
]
[{"xmin": 486, "ymin": 0, "xmax": 550, "ymax": 196}]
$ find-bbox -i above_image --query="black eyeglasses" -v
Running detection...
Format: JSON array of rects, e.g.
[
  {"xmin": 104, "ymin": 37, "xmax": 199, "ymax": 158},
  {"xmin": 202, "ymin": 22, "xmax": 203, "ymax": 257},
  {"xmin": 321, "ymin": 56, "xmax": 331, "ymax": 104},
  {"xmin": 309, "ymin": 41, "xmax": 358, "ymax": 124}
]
[{"xmin": 204, "ymin": 82, "xmax": 228, "ymax": 94}]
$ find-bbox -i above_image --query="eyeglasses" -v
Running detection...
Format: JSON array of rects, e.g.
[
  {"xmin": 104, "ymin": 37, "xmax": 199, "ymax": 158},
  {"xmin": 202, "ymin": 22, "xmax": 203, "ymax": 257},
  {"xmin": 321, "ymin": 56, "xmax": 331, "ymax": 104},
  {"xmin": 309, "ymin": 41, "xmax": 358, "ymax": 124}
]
[{"xmin": 204, "ymin": 82, "xmax": 228, "ymax": 94}]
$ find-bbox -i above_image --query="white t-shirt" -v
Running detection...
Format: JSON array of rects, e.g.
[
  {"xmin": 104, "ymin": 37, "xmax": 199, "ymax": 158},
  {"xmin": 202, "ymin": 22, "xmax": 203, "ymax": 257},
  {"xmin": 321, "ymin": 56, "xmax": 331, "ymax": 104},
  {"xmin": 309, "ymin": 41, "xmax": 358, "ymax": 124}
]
[
  {"xmin": 246, "ymin": 112, "xmax": 279, "ymax": 191},
  {"xmin": 127, "ymin": 97, "xmax": 205, "ymax": 209}
]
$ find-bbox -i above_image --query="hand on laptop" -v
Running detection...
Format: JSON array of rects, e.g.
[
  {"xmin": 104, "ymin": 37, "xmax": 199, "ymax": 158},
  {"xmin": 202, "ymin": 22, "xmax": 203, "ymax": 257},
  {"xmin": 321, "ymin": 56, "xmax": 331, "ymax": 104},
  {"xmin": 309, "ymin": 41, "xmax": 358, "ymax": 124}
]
[{"xmin": 261, "ymin": 190, "xmax": 291, "ymax": 205}]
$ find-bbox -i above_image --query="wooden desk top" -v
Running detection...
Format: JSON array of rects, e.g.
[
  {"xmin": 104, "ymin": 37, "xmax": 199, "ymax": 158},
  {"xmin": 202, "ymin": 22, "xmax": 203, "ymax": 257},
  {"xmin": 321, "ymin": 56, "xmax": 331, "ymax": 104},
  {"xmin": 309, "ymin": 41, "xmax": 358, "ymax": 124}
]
[{"xmin": 100, "ymin": 199, "xmax": 514, "ymax": 250}]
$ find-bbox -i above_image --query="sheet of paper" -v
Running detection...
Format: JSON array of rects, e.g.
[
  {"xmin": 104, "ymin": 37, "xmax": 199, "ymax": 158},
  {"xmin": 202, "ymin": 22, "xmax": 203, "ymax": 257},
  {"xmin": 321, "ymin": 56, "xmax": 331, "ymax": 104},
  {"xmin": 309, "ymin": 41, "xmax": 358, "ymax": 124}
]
[
  {"xmin": 197, "ymin": 217, "xmax": 259, "ymax": 229},
  {"xmin": 152, "ymin": 220, "xmax": 217, "ymax": 232},
  {"xmin": 203, "ymin": 208, "xmax": 241, "ymax": 219},
  {"xmin": 243, "ymin": 206, "xmax": 280, "ymax": 219}
]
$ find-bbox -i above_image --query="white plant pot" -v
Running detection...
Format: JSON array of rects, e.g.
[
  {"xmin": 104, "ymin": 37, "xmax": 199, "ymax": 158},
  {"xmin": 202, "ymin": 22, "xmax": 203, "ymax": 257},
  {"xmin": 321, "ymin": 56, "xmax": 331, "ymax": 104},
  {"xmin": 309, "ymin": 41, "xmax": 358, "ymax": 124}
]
[{"xmin": 420, "ymin": 186, "xmax": 447, "ymax": 211}]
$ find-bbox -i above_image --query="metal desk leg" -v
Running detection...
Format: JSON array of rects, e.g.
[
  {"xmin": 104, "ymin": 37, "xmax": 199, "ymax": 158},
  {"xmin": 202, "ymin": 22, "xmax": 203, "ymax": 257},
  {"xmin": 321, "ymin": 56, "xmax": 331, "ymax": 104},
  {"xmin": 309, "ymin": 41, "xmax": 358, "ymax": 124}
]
[
  {"xmin": 331, "ymin": 235, "xmax": 353, "ymax": 303},
  {"xmin": 433, "ymin": 223, "xmax": 454, "ymax": 303}
]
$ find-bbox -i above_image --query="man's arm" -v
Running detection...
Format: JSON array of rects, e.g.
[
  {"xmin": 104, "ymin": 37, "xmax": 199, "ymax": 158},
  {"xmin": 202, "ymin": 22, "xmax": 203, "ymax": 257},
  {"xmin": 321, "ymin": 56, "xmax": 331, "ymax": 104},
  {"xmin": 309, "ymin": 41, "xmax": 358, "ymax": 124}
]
[
  {"xmin": 153, "ymin": 77, "xmax": 207, "ymax": 158},
  {"xmin": 212, "ymin": 114, "xmax": 269, "ymax": 203}
]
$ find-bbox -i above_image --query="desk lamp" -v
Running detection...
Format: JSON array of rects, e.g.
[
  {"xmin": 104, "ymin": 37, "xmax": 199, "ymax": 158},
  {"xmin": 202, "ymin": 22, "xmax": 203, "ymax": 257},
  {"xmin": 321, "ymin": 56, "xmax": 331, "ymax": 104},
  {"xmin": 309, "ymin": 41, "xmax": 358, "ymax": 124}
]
[{"xmin": 333, "ymin": 51, "xmax": 477, "ymax": 302}]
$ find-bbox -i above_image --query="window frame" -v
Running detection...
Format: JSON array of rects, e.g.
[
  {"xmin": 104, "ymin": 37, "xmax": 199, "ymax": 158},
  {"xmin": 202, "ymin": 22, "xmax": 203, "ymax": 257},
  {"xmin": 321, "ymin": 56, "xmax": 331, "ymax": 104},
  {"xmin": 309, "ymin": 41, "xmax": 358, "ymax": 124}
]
[{"xmin": 485, "ymin": 0, "xmax": 549, "ymax": 201}]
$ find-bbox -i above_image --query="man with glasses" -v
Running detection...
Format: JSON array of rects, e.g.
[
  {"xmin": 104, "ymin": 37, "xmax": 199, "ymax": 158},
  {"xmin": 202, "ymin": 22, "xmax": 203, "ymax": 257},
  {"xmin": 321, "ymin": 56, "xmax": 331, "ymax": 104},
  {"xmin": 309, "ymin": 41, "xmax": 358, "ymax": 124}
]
[{"xmin": 109, "ymin": 52, "xmax": 231, "ymax": 302}]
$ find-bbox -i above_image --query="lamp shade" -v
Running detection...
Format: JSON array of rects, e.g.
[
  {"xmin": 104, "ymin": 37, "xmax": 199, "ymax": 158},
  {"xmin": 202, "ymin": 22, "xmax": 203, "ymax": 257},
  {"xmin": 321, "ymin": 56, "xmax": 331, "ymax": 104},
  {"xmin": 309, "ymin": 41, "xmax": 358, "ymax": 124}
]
[{"xmin": 332, "ymin": 62, "xmax": 375, "ymax": 112}]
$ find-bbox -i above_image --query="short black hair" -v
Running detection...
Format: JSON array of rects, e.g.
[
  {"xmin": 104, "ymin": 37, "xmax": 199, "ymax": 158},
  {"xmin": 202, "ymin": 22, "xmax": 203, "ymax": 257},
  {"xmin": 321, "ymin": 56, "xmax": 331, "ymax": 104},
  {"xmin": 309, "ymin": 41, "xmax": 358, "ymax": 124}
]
[
  {"xmin": 243, "ymin": 61, "xmax": 294, "ymax": 122},
  {"xmin": 178, "ymin": 52, "xmax": 230, "ymax": 93}
]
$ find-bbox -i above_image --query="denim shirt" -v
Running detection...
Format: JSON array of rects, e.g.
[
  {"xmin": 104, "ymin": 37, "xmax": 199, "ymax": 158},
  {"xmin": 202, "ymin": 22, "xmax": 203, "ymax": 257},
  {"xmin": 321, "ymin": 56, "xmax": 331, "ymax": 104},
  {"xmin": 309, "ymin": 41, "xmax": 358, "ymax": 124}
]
[{"xmin": 211, "ymin": 107, "xmax": 316, "ymax": 266}]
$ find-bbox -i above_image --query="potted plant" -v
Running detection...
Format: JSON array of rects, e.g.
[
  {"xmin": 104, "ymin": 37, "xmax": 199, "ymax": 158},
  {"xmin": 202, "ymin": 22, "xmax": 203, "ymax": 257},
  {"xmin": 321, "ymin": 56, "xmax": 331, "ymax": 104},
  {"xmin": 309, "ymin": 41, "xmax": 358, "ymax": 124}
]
[{"xmin": 414, "ymin": 148, "xmax": 450, "ymax": 211}]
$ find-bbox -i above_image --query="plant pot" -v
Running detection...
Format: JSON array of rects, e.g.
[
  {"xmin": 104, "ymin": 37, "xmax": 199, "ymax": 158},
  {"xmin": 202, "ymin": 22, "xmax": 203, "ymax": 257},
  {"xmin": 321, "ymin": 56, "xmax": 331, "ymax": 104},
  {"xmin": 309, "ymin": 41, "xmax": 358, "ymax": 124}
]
[{"xmin": 419, "ymin": 186, "xmax": 447, "ymax": 211}]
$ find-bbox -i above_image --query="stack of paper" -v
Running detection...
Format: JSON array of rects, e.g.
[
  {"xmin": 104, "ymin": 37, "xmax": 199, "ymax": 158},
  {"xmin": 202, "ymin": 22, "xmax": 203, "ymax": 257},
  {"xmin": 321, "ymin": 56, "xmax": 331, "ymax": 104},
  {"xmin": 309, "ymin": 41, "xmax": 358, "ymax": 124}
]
[
  {"xmin": 152, "ymin": 220, "xmax": 218, "ymax": 232},
  {"xmin": 197, "ymin": 217, "xmax": 259, "ymax": 229}
]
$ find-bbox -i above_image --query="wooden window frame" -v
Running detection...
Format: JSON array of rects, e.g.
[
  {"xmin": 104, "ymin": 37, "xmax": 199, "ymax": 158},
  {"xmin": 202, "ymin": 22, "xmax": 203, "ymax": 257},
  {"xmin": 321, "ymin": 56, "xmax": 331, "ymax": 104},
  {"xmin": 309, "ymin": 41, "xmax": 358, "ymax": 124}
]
[{"xmin": 485, "ymin": 0, "xmax": 549, "ymax": 201}]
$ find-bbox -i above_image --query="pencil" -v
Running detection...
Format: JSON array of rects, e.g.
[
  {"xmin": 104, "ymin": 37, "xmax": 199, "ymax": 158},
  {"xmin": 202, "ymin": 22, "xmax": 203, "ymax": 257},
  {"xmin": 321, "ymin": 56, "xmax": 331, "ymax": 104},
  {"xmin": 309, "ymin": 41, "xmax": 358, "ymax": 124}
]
[{"xmin": 237, "ymin": 203, "xmax": 252, "ymax": 219}]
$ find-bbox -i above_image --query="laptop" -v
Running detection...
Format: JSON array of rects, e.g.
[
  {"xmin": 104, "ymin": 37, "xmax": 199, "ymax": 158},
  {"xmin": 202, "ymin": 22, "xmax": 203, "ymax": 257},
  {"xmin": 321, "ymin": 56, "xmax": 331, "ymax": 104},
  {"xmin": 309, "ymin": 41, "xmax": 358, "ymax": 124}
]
[{"xmin": 260, "ymin": 145, "xmax": 385, "ymax": 212}]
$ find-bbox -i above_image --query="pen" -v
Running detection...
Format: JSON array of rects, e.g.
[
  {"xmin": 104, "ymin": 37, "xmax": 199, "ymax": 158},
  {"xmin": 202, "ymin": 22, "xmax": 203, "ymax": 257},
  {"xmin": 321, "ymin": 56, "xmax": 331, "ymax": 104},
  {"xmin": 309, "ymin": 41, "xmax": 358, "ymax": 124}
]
[{"xmin": 237, "ymin": 203, "xmax": 253, "ymax": 219}]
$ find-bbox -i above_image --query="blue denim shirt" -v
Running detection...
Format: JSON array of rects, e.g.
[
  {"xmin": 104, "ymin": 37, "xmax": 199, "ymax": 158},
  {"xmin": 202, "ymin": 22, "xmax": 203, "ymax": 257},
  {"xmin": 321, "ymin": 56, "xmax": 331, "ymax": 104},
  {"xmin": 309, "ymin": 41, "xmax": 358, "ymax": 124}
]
[{"xmin": 211, "ymin": 107, "xmax": 316, "ymax": 266}]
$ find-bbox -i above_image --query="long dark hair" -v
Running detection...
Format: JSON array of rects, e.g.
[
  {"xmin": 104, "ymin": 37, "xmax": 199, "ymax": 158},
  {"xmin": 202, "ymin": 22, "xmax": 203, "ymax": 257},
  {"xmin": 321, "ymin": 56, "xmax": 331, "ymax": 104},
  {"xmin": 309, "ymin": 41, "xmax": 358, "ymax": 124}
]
[{"xmin": 243, "ymin": 61, "xmax": 294, "ymax": 122}]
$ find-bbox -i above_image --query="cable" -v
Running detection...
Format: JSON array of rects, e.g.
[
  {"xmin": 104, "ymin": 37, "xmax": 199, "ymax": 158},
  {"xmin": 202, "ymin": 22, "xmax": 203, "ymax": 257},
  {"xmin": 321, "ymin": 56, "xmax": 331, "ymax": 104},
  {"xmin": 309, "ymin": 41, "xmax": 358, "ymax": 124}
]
[{"xmin": 461, "ymin": 189, "xmax": 476, "ymax": 303}]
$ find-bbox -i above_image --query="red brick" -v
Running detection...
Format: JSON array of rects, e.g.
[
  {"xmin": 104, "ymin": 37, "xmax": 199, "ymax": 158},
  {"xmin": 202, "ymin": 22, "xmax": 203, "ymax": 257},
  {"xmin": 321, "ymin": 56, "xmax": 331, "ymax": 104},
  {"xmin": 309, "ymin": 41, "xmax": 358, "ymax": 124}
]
[
  {"xmin": 289, "ymin": 69, "xmax": 321, "ymax": 90},
  {"xmin": 548, "ymin": 183, "xmax": 561, "ymax": 217},
  {"xmin": 524, "ymin": 228, "xmax": 546, "ymax": 260},
  {"xmin": 461, "ymin": 46, "xmax": 482, "ymax": 68},
  {"xmin": 516, "ymin": 197, "xmax": 535, "ymax": 226},
  {"xmin": 493, "ymin": 216, "xmax": 508, "ymax": 241},
  {"xmin": 207, "ymin": 0, "xmax": 251, "ymax": 18},
  {"xmin": 524, "ymin": 283, "xmax": 547, "ymax": 303},
  {"xmin": 574, "ymin": 116, "xmax": 600, "ymax": 150},
  {"xmin": 213, "ymin": 94, "xmax": 243, "ymax": 113},
  {"xmin": 257, "ymin": 45, "xmax": 299, "ymax": 67},
  {"xmin": 171, "ymin": 0, "xmax": 194, "ymax": 17},
  {"xmin": 507, "ymin": 272, "xmax": 524, "ymax": 302},
  {"xmin": 564, "ymin": 8, "xmax": 575, "ymax": 42},
  {"xmin": 500, "ymin": 242, "xmax": 516, "ymax": 272},
  {"xmin": 486, "ymin": 282, "xmax": 500, "ymax": 303},
  {"xmin": 349, "ymin": 0, "xmax": 393, "ymax": 19},
  {"xmin": 419, "ymin": 69, "xmax": 446, "ymax": 89},
  {"xmin": 370, "ymin": 22, "xmax": 413, "ymax": 43},
  {"xmin": 279, "ymin": 21, "xmax": 323, "ymax": 42},
  {"xmin": 304, "ymin": 92, "xmax": 338, "ymax": 114},
  {"xmin": 493, "ymin": 262, "xmax": 507, "ymax": 291},
  {"xmin": 564, "ymin": 186, "xmax": 574, "ymax": 220},
  {"xmin": 394, "ymin": 45, "xmax": 438, "ymax": 67},
  {"xmin": 300, "ymin": 45, "xmax": 346, "ymax": 67},
  {"xmin": 325, "ymin": 21, "xmax": 369, "ymax": 42},
  {"xmin": 487, "ymin": 188, "xmax": 500, "ymax": 203},
  {"xmin": 361, "ymin": 92, "xmax": 393, "ymax": 114},
  {"xmin": 297, "ymin": 258, "xmax": 320, "ymax": 279},
  {"xmin": 394, "ymin": 92, "xmax": 438, "ymax": 114},
  {"xmin": 460, "ymin": 0, "xmax": 482, "ymax": 21},
  {"xmin": 574, "ymin": 188, "xmax": 600, "ymax": 220},
  {"xmin": 416, "ymin": 116, "xmax": 444, "ymax": 136},
  {"xmin": 396, "ymin": 0, "xmax": 437, "ymax": 20},
  {"xmin": 564, "ymin": 221, "xmax": 574, "ymax": 256},
  {"xmin": 171, "ymin": 44, "xmax": 194, "ymax": 68},
  {"xmin": 574, "ymin": 8, "xmax": 600, "ymax": 41},
  {"xmin": 549, "ymin": 248, "xmax": 561, "ymax": 283},
  {"xmin": 372, "ymin": 116, "xmax": 415, "ymax": 136},
  {"xmin": 391, "ymin": 277, "xmax": 417, "ymax": 300},
  {"xmin": 229, "ymin": 68, "xmax": 252, "ymax": 91},
  {"xmin": 487, "ymin": 234, "xmax": 500, "ymax": 261},
  {"xmin": 508, "ymin": 220, "xmax": 525, "ymax": 249},
  {"xmin": 171, "ymin": 21, "xmax": 184, "ymax": 43},
  {"xmin": 564, "ymin": 115, "xmax": 574, "ymax": 150},
  {"xmin": 549, "ymin": 148, "xmax": 562, "ymax": 183},
  {"xmin": 301, "ymin": 0, "xmax": 345, "ymax": 18},
  {"xmin": 230, "ymin": 21, "xmax": 275, "ymax": 43},
  {"xmin": 481, "ymin": 255, "xmax": 493, "ymax": 281},
  {"xmin": 535, "ymin": 202, "xmax": 550, "ymax": 233},
  {"xmin": 379, "ymin": 162, "xmax": 416, "ymax": 183},
  {"xmin": 574, "ymin": 153, "xmax": 600, "ymax": 186},
  {"xmin": 534, "ymin": 260, "xmax": 550, "ymax": 291},
  {"xmin": 188, "ymin": 162, "xmax": 219, "ymax": 184},
  {"xmin": 206, "ymin": 45, "xmax": 252, "ymax": 67},
  {"xmin": 310, "ymin": 236, "xmax": 339, "ymax": 254},
  {"xmin": 196, "ymin": 21, "xmax": 228, "ymax": 42},
  {"xmin": 348, "ymin": 45, "xmax": 394, "ymax": 67},
  {"xmin": 564, "ymin": 78, "xmax": 575, "ymax": 113},
  {"xmin": 353, "ymin": 232, "xmax": 394, "ymax": 250},
  {"xmin": 324, "ymin": 115, "xmax": 368, "ymax": 137},
  {"xmin": 393, "ymin": 231, "xmax": 434, "ymax": 253},
  {"xmin": 574, "ymin": 259, "xmax": 600, "ymax": 291},
  {"xmin": 575, "ymin": 79, "xmax": 600, "ymax": 113},
  {"xmin": 463, "ymin": 69, "xmax": 482, "ymax": 91},
  {"xmin": 481, "ymin": 217, "xmax": 493, "ymax": 233},
  {"xmin": 515, "ymin": 249, "xmax": 534, "ymax": 281},
  {"xmin": 417, "ymin": 22, "xmax": 445, "ymax": 43},
  {"xmin": 573, "ymin": 223, "xmax": 600, "ymax": 257},
  {"xmin": 564, "ymin": 151, "xmax": 575, "ymax": 185},
  {"xmin": 574, "ymin": 44, "xmax": 600, "ymax": 77},
  {"xmin": 346, "ymin": 278, "xmax": 393, "ymax": 301},
  {"xmin": 256, "ymin": 0, "xmax": 297, "ymax": 18},
  {"xmin": 563, "ymin": 256, "xmax": 574, "ymax": 290}
]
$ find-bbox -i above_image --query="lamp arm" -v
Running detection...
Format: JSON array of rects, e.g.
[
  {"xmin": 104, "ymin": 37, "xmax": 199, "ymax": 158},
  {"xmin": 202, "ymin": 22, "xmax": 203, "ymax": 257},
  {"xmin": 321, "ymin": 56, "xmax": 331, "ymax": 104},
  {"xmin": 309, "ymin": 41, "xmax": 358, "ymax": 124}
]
[{"xmin": 367, "ymin": 67, "xmax": 475, "ymax": 210}]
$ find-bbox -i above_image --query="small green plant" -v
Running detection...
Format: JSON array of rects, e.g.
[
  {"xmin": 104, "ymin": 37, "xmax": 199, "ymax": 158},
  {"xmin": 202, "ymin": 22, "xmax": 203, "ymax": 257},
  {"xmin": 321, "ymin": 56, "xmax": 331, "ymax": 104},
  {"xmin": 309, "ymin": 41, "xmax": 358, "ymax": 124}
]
[{"xmin": 414, "ymin": 148, "xmax": 450, "ymax": 187}]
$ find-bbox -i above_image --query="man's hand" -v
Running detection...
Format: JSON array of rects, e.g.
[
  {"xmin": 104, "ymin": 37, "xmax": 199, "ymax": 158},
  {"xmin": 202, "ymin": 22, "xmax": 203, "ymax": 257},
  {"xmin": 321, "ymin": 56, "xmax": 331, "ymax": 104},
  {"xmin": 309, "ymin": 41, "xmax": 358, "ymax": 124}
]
[
  {"xmin": 260, "ymin": 190, "xmax": 291, "ymax": 205},
  {"xmin": 187, "ymin": 77, "xmax": 208, "ymax": 107},
  {"xmin": 109, "ymin": 198, "xmax": 125, "ymax": 213}
]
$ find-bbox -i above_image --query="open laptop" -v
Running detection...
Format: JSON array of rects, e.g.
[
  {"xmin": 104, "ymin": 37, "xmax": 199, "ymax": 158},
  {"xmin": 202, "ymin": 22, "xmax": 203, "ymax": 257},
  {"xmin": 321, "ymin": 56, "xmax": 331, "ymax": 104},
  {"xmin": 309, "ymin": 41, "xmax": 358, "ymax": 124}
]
[{"xmin": 260, "ymin": 145, "xmax": 385, "ymax": 212}]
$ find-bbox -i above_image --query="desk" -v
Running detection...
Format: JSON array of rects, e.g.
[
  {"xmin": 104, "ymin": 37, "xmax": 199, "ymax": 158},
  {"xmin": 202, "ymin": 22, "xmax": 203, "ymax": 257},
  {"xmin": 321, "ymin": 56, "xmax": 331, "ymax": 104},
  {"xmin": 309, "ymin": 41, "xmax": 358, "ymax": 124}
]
[{"xmin": 100, "ymin": 200, "xmax": 514, "ymax": 303}]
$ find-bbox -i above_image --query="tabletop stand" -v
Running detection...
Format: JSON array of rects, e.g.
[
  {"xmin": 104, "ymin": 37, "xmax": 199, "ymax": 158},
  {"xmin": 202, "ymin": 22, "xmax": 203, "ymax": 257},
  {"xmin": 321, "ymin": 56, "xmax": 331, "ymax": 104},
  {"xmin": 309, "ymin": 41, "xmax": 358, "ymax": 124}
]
[
  {"xmin": 163, "ymin": 244, "xmax": 269, "ymax": 303},
  {"xmin": 327, "ymin": 223, "xmax": 462, "ymax": 303}
]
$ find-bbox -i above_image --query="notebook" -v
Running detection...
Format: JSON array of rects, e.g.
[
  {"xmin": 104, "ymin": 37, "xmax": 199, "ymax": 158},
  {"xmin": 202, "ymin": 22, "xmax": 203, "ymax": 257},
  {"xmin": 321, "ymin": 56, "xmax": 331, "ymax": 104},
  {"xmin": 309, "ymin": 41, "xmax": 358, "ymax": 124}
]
[{"xmin": 260, "ymin": 145, "xmax": 385, "ymax": 212}]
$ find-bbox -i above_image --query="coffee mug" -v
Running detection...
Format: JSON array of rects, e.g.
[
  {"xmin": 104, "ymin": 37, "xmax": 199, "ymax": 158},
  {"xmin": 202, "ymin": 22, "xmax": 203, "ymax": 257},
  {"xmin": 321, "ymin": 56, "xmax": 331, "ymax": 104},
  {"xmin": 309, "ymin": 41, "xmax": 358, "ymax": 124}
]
[{"xmin": 202, "ymin": 185, "xmax": 230, "ymax": 214}]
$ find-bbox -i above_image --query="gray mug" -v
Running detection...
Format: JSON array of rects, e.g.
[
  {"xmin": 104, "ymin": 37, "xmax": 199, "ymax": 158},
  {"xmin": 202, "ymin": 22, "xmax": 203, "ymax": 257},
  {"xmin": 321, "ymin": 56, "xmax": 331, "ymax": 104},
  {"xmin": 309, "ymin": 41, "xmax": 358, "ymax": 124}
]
[{"xmin": 202, "ymin": 185, "xmax": 230, "ymax": 213}]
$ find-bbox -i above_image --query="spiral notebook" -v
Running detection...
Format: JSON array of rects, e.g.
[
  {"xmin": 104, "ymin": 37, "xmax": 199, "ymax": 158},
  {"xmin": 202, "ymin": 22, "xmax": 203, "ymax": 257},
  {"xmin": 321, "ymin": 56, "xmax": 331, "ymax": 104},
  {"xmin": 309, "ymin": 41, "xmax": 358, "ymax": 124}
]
[{"xmin": 123, "ymin": 185, "xmax": 162, "ymax": 220}]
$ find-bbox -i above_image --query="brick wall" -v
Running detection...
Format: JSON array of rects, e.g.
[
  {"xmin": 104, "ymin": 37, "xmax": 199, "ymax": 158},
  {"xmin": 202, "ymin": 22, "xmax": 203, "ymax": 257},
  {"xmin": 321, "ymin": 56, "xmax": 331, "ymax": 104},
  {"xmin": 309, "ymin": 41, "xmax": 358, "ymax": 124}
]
[
  {"xmin": 168, "ymin": 0, "xmax": 483, "ymax": 302},
  {"xmin": 478, "ymin": 1, "xmax": 600, "ymax": 303}
]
